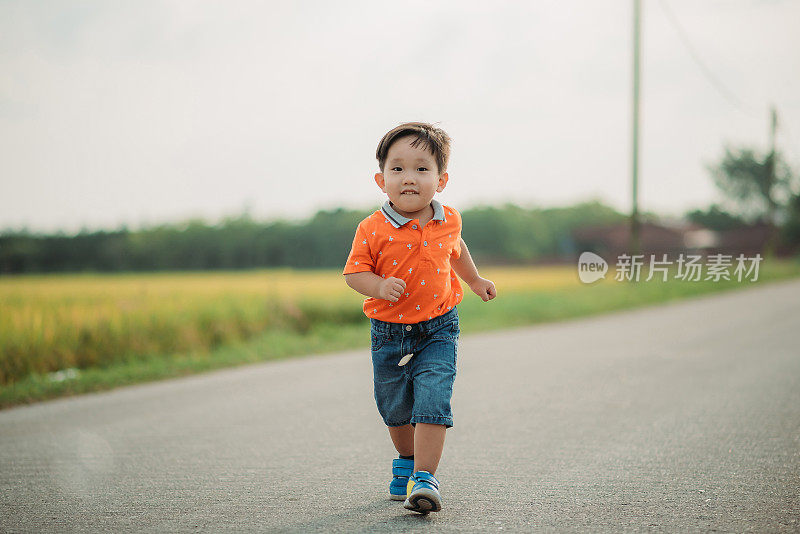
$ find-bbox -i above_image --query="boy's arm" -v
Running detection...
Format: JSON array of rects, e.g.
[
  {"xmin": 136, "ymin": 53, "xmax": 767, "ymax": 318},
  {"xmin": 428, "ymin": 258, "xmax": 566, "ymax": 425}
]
[
  {"xmin": 451, "ymin": 237, "xmax": 497, "ymax": 302},
  {"xmin": 343, "ymin": 222, "xmax": 403, "ymax": 301},
  {"xmin": 450, "ymin": 237, "xmax": 480, "ymax": 285},
  {"xmin": 345, "ymin": 271, "xmax": 407, "ymax": 303}
]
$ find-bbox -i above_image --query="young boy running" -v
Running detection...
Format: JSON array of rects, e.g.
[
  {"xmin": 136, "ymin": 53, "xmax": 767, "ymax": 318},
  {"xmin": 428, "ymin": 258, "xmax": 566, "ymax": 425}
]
[{"xmin": 343, "ymin": 122, "xmax": 496, "ymax": 514}]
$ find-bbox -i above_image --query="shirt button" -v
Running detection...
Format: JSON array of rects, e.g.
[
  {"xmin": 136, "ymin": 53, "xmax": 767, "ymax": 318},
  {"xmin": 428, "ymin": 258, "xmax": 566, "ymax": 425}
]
[
  {"xmin": 412, "ymin": 225, "xmax": 417, "ymax": 229},
  {"xmin": 423, "ymin": 241, "xmax": 428, "ymax": 246},
  {"xmin": 405, "ymin": 325, "xmax": 412, "ymax": 331}
]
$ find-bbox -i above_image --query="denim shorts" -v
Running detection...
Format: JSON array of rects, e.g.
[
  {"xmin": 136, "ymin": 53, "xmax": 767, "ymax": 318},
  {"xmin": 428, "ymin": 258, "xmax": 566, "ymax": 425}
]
[{"xmin": 369, "ymin": 306, "xmax": 459, "ymax": 429}]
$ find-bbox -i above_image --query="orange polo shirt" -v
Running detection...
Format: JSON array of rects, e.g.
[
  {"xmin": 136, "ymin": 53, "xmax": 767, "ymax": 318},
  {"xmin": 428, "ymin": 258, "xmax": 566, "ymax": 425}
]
[{"xmin": 343, "ymin": 199, "xmax": 463, "ymax": 324}]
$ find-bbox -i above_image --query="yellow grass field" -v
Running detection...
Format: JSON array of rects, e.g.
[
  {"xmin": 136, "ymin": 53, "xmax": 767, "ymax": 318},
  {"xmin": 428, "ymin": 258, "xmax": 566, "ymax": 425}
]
[
  {"xmin": 0, "ymin": 267, "xmax": 576, "ymax": 385},
  {"xmin": 2, "ymin": 262, "xmax": 798, "ymax": 387}
]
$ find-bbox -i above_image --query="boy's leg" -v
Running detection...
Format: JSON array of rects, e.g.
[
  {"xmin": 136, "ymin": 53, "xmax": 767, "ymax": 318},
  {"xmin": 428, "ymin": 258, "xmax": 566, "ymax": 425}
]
[
  {"xmin": 388, "ymin": 424, "xmax": 415, "ymax": 457},
  {"xmin": 407, "ymin": 311, "xmax": 458, "ymax": 476},
  {"xmin": 412, "ymin": 423, "xmax": 446, "ymax": 475},
  {"xmin": 387, "ymin": 422, "xmax": 446, "ymax": 474}
]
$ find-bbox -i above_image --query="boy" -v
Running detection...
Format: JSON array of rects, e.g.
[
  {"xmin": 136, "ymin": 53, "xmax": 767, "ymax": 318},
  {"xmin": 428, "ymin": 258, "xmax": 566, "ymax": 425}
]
[{"xmin": 342, "ymin": 122, "xmax": 496, "ymax": 514}]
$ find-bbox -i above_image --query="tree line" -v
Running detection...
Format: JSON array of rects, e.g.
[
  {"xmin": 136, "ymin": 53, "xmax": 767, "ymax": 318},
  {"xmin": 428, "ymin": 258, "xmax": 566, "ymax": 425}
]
[
  {"xmin": 4, "ymin": 144, "xmax": 799, "ymax": 274},
  {"xmin": 0, "ymin": 201, "xmax": 626, "ymax": 274}
]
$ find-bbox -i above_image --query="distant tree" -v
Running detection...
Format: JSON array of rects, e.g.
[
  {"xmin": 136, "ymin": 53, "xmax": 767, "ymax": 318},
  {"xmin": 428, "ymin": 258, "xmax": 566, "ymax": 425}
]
[
  {"xmin": 685, "ymin": 204, "xmax": 748, "ymax": 231},
  {"xmin": 461, "ymin": 200, "xmax": 626, "ymax": 263},
  {"xmin": 707, "ymin": 146, "xmax": 797, "ymax": 225},
  {"xmin": 782, "ymin": 192, "xmax": 800, "ymax": 253}
]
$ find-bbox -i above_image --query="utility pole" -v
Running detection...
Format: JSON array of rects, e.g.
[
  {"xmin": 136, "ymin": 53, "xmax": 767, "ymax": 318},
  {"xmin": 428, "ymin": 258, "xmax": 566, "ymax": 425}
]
[
  {"xmin": 768, "ymin": 105, "xmax": 777, "ymax": 189},
  {"xmin": 765, "ymin": 105, "xmax": 779, "ymax": 257},
  {"xmin": 630, "ymin": 0, "xmax": 642, "ymax": 257}
]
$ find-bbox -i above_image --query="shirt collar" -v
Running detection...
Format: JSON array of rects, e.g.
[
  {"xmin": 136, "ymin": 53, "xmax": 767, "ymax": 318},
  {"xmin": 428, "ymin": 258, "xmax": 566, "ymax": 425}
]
[{"xmin": 381, "ymin": 198, "xmax": 446, "ymax": 228}]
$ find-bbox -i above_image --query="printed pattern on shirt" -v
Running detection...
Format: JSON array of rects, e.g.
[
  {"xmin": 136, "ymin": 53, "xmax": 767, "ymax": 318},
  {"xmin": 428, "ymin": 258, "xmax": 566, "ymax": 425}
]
[{"xmin": 343, "ymin": 204, "xmax": 463, "ymax": 323}]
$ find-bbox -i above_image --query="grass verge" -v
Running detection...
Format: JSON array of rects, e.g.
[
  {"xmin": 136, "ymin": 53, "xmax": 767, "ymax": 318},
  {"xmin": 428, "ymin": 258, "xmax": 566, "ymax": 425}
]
[{"xmin": 2, "ymin": 259, "xmax": 799, "ymax": 409}]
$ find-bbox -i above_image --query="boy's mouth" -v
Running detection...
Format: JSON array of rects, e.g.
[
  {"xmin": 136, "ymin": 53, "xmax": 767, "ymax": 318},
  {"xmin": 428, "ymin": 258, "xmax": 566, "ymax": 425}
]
[{"xmin": 401, "ymin": 190, "xmax": 418, "ymax": 195}]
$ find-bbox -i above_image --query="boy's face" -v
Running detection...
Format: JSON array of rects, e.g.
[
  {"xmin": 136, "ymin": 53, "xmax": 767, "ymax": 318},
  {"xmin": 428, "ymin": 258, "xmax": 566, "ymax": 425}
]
[{"xmin": 374, "ymin": 135, "xmax": 449, "ymax": 218}]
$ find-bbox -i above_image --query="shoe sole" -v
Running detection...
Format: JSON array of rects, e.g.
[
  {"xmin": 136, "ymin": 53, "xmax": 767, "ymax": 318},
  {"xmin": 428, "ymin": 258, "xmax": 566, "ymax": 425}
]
[
  {"xmin": 390, "ymin": 493, "xmax": 406, "ymax": 501},
  {"xmin": 403, "ymin": 488, "xmax": 442, "ymax": 513}
]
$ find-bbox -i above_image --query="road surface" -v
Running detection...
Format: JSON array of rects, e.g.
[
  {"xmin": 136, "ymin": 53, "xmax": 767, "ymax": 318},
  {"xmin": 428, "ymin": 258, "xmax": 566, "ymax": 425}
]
[{"xmin": 2, "ymin": 280, "xmax": 799, "ymax": 532}]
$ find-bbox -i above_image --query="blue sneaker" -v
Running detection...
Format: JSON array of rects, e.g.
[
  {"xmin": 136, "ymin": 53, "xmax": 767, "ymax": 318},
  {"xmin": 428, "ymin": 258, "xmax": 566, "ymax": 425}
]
[
  {"xmin": 403, "ymin": 470, "xmax": 442, "ymax": 513},
  {"xmin": 390, "ymin": 458, "xmax": 414, "ymax": 501}
]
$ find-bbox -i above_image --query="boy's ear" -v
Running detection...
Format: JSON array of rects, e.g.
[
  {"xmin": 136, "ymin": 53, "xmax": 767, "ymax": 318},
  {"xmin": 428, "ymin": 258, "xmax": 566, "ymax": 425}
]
[
  {"xmin": 436, "ymin": 172, "xmax": 449, "ymax": 193},
  {"xmin": 374, "ymin": 172, "xmax": 387, "ymax": 193}
]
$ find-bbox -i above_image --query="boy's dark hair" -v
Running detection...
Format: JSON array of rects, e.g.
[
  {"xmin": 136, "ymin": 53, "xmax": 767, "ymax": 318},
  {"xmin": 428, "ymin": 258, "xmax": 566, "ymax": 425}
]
[{"xmin": 376, "ymin": 122, "xmax": 452, "ymax": 175}]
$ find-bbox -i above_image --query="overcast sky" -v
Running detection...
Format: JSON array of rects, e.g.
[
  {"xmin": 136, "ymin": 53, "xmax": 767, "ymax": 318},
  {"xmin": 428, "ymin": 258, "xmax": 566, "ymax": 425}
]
[{"xmin": 1, "ymin": 0, "xmax": 798, "ymax": 234}]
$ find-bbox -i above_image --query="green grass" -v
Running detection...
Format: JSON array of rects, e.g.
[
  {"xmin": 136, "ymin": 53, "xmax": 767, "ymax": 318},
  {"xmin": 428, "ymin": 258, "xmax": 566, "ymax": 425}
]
[
  {"xmin": 0, "ymin": 321, "xmax": 368, "ymax": 408},
  {"xmin": 2, "ymin": 258, "xmax": 799, "ymax": 409},
  {"xmin": 458, "ymin": 268, "xmax": 797, "ymax": 332}
]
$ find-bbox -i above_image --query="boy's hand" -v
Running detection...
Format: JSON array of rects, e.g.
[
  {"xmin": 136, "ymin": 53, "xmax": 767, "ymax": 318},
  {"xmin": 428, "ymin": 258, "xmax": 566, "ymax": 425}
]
[
  {"xmin": 378, "ymin": 276, "xmax": 406, "ymax": 302},
  {"xmin": 469, "ymin": 277, "xmax": 497, "ymax": 302}
]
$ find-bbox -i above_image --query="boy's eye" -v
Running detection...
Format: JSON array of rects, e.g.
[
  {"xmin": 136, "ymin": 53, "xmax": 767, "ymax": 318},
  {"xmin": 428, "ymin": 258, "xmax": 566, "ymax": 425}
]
[
  {"xmin": 392, "ymin": 167, "xmax": 402, "ymax": 172},
  {"xmin": 417, "ymin": 167, "xmax": 428, "ymax": 172}
]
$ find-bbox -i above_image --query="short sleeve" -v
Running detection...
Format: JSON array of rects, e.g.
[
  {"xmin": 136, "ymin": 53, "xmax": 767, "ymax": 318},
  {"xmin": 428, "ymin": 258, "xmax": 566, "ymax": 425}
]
[{"xmin": 342, "ymin": 223, "xmax": 375, "ymax": 275}]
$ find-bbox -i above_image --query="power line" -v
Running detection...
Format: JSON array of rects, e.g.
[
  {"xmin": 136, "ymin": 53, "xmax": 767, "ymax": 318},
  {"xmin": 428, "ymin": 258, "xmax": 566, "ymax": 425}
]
[{"xmin": 656, "ymin": 0, "xmax": 758, "ymax": 116}]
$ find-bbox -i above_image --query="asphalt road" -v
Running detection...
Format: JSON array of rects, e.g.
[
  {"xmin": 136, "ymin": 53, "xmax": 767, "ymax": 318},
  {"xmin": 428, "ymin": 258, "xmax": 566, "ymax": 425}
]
[{"xmin": 2, "ymin": 280, "xmax": 799, "ymax": 533}]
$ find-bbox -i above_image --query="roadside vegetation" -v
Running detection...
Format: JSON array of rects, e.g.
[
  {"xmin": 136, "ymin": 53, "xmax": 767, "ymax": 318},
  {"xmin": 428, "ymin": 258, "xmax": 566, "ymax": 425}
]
[{"xmin": 2, "ymin": 260, "xmax": 798, "ymax": 409}]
